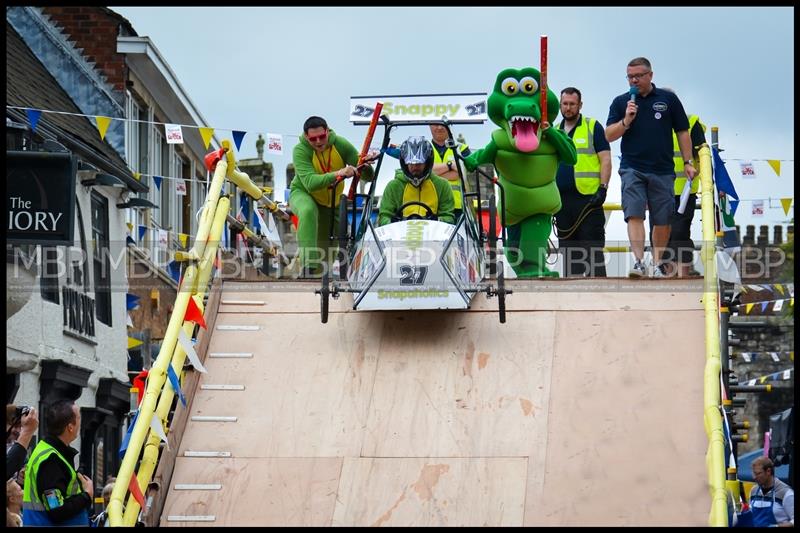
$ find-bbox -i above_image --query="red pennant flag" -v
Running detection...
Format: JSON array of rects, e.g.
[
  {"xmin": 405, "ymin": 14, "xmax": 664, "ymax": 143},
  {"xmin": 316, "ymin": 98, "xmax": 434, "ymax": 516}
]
[
  {"xmin": 184, "ymin": 295, "xmax": 207, "ymax": 329},
  {"xmin": 213, "ymin": 252, "xmax": 221, "ymax": 271},
  {"xmin": 128, "ymin": 472, "xmax": 146, "ymax": 511}
]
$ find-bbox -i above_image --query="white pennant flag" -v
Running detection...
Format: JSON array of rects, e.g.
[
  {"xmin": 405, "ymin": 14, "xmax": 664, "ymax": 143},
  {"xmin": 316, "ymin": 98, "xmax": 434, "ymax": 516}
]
[
  {"xmin": 783, "ymin": 369, "xmax": 792, "ymax": 380},
  {"xmin": 770, "ymin": 352, "xmax": 780, "ymax": 362},
  {"xmin": 747, "ymin": 379, "xmax": 756, "ymax": 386},
  {"xmin": 742, "ymin": 352, "xmax": 752, "ymax": 362},
  {"xmin": 149, "ymin": 415, "xmax": 169, "ymax": 449},
  {"xmin": 773, "ymin": 299, "xmax": 784, "ymax": 312},
  {"xmin": 126, "ymin": 313, "xmax": 134, "ymax": 328},
  {"xmin": 266, "ymin": 212, "xmax": 283, "ymax": 247},
  {"xmin": 266, "ymin": 133, "xmax": 283, "ymax": 155},
  {"xmin": 715, "ymin": 251, "xmax": 741, "ymax": 284},
  {"xmin": 178, "ymin": 328, "xmax": 207, "ymax": 373}
]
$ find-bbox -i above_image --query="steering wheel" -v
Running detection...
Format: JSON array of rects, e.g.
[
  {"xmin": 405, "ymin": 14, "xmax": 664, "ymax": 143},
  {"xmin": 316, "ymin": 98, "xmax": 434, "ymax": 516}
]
[{"xmin": 391, "ymin": 201, "xmax": 438, "ymax": 223}]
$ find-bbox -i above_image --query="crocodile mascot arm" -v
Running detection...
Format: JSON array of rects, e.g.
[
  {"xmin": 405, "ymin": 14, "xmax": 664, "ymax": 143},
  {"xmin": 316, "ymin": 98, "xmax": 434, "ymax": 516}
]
[{"xmin": 465, "ymin": 67, "xmax": 577, "ymax": 277}]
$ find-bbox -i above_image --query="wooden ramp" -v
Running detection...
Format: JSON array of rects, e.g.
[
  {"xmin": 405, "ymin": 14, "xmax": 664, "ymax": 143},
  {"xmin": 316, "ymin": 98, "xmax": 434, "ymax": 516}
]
[{"xmin": 159, "ymin": 278, "xmax": 709, "ymax": 526}]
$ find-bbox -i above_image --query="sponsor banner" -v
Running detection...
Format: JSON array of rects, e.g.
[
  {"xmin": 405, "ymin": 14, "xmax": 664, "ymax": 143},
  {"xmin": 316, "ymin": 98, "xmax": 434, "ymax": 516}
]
[{"xmin": 350, "ymin": 93, "xmax": 487, "ymax": 124}]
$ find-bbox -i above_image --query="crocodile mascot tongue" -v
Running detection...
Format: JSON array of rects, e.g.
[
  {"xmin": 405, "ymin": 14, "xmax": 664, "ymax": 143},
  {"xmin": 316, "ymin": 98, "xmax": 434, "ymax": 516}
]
[{"xmin": 464, "ymin": 67, "xmax": 577, "ymax": 277}]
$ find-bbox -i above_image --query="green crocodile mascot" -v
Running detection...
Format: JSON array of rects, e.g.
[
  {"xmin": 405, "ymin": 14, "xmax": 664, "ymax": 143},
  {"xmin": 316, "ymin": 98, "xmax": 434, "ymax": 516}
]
[{"xmin": 464, "ymin": 67, "xmax": 577, "ymax": 277}]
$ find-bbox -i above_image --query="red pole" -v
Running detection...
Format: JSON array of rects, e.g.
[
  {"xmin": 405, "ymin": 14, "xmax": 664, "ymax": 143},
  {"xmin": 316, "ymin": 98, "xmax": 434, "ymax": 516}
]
[
  {"xmin": 348, "ymin": 102, "xmax": 384, "ymax": 200},
  {"xmin": 540, "ymin": 35, "xmax": 548, "ymax": 127}
]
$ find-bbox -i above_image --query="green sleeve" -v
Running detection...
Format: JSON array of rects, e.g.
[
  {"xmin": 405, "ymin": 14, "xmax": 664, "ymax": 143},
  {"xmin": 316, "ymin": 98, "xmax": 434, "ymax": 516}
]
[
  {"xmin": 378, "ymin": 180, "xmax": 402, "ymax": 226},
  {"xmin": 434, "ymin": 177, "xmax": 455, "ymax": 225},
  {"xmin": 292, "ymin": 143, "xmax": 336, "ymax": 193},
  {"xmin": 336, "ymin": 136, "xmax": 375, "ymax": 182},
  {"xmin": 463, "ymin": 138, "xmax": 498, "ymax": 171}
]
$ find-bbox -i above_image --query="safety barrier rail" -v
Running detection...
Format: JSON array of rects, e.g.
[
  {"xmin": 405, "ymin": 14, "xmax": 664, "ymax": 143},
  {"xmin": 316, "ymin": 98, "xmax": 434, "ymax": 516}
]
[{"xmin": 108, "ymin": 140, "xmax": 287, "ymax": 526}]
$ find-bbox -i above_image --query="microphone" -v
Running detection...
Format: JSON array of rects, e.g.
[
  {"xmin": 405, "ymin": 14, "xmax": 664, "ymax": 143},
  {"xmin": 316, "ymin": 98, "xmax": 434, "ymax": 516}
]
[{"xmin": 629, "ymin": 86, "xmax": 638, "ymax": 102}]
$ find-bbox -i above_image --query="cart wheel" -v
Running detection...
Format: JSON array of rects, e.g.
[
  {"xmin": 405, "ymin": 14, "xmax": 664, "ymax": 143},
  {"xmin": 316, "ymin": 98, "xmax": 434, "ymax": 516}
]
[
  {"xmin": 337, "ymin": 196, "xmax": 349, "ymax": 280},
  {"xmin": 488, "ymin": 194, "xmax": 497, "ymax": 277},
  {"xmin": 320, "ymin": 264, "xmax": 330, "ymax": 324},
  {"xmin": 497, "ymin": 260, "xmax": 506, "ymax": 323}
]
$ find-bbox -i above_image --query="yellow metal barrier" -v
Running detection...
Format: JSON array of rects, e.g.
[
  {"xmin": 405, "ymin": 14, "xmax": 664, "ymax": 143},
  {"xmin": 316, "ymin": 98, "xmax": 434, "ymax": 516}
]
[{"xmin": 108, "ymin": 142, "xmax": 264, "ymax": 526}]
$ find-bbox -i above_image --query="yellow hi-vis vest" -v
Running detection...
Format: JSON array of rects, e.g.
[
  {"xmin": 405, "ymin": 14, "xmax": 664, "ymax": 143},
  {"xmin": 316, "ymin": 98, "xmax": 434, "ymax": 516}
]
[
  {"xmin": 310, "ymin": 145, "xmax": 346, "ymax": 207},
  {"xmin": 432, "ymin": 142, "xmax": 468, "ymax": 209},
  {"xmin": 672, "ymin": 115, "xmax": 705, "ymax": 195},
  {"xmin": 401, "ymin": 179, "xmax": 439, "ymax": 218},
  {"xmin": 569, "ymin": 116, "xmax": 602, "ymax": 195}
]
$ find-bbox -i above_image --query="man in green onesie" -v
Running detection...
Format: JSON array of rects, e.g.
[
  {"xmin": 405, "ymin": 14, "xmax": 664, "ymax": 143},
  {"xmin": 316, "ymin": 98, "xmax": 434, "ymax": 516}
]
[{"xmin": 290, "ymin": 116, "xmax": 375, "ymax": 276}]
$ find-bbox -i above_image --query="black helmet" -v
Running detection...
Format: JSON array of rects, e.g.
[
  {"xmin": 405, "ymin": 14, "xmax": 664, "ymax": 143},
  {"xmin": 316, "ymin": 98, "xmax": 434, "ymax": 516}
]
[{"xmin": 399, "ymin": 136, "xmax": 434, "ymax": 187}]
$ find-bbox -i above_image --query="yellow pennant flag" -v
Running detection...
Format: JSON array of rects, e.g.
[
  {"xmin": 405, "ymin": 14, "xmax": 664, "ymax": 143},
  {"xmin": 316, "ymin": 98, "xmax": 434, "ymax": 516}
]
[
  {"xmin": 127, "ymin": 337, "xmax": 143, "ymax": 349},
  {"xmin": 199, "ymin": 127, "xmax": 215, "ymax": 150},
  {"xmin": 745, "ymin": 303, "xmax": 754, "ymax": 314},
  {"xmin": 134, "ymin": 172, "xmax": 141, "ymax": 181},
  {"xmin": 767, "ymin": 160, "xmax": 781, "ymax": 176},
  {"xmin": 126, "ymin": 222, "xmax": 133, "ymax": 232},
  {"xmin": 775, "ymin": 284, "xmax": 785, "ymax": 295},
  {"xmin": 95, "ymin": 116, "xmax": 112, "ymax": 140},
  {"xmin": 179, "ymin": 233, "xmax": 189, "ymax": 248},
  {"xmin": 780, "ymin": 197, "xmax": 793, "ymax": 216}
]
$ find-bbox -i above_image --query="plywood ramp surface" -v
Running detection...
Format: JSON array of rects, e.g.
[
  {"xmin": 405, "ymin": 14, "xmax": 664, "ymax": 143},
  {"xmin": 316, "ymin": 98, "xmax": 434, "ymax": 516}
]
[{"xmin": 161, "ymin": 279, "xmax": 709, "ymax": 526}]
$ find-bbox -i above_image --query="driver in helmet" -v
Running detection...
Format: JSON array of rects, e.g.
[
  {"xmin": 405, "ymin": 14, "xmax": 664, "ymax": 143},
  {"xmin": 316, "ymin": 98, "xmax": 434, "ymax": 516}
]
[{"xmin": 378, "ymin": 136, "xmax": 455, "ymax": 226}]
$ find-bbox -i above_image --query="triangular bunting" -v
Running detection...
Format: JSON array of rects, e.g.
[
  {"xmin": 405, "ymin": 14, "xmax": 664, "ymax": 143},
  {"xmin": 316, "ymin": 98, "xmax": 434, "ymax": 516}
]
[
  {"xmin": 149, "ymin": 414, "xmax": 169, "ymax": 449},
  {"xmin": 232, "ymin": 130, "xmax": 246, "ymax": 152},
  {"xmin": 153, "ymin": 175, "xmax": 163, "ymax": 191},
  {"xmin": 729, "ymin": 199, "xmax": 740, "ymax": 217},
  {"xmin": 118, "ymin": 410, "xmax": 138, "ymax": 459},
  {"xmin": 773, "ymin": 299, "xmax": 784, "ymax": 312},
  {"xmin": 199, "ymin": 127, "xmax": 215, "ymax": 150},
  {"xmin": 712, "ymin": 148, "xmax": 739, "ymax": 200},
  {"xmin": 126, "ymin": 313, "xmax": 134, "ymax": 328},
  {"xmin": 126, "ymin": 293, "xmax": 141, "ymax": 310},
  {"xmin": 178, "ymin": 329, "xmax": 208, "ymax": 373},
  {"xmin": 780, "ymin": 197, "xmax": 793, "ymax": 216},
  {"xmin": 95, "ymin": 116, "xmax": 112, "ymax": 140},
  {"xmin": 760, "ymin": 301, "xmax": 769, "ymax": 312},
  {"xmin": 184, "ymin": 295, "xmax": 207, "ymax": 329},
  {"xmin": 128, "ymin": 471, "xmax": 146, "ymax": 511},
  {"xmin": 775, "ymin": 284, "xmax": 785, "ymax": 295},
  {"xmin": 179, "ymin": 233, "xmax": 189, "ymax": 248},
  {"xmin": 745, "ymin": 303, "xmax": 754, "ymax": 314},
  {"xmin": 134, "ymin": 172, "xmax": 141, "ymax": 181},
  {"xmin": 127, "ymin": 222, "xmax": 134, "ymax": 232},
  {"xmin": 742, "ymin": 352, "xmax": 752, "ymax": 362},
  {"xmin": 767, "ymin": 160, "xmax": 781, "ymax": 176},
  {"xmin": 166, "ymin": 364, "xmax": 187, "ymax": 407},
  {"xmin": 26, "ymin": 109, "xmax": 42, "ymax": 132},
  {"xmin": 138, "ymin": 225, "xmax": 147, "ymax": 241},
  {"xmin": 128, "ymin": 336, "xmax": 143, "ymax": 349}
]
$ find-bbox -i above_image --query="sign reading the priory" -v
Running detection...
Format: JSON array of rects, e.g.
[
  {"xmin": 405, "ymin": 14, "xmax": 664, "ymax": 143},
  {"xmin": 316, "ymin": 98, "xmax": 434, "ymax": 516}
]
[{"xmin": 7, "ymin": 151, "xmax": 76, "ymax": 245}]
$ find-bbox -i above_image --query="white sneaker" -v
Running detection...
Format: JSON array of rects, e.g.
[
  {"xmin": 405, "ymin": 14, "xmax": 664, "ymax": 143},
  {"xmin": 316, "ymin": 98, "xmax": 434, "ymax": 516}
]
[
  {"xmin": 651, "ymin": 263, "xmax": 668, "ymax": 278},
  {"xmin": 629, "ymin": 260, "xmax": 647, "ymax": 278}
]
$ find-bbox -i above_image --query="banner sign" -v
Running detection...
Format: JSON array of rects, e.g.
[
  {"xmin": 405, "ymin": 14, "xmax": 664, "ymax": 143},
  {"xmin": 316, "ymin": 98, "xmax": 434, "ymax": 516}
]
[
  {"xmin": 350, "ymin": 93, "xmax": 487, "ymax": 124},
  {"xmin": 7, "ymin": 151, "xmax": 76, "ymax": 245}
]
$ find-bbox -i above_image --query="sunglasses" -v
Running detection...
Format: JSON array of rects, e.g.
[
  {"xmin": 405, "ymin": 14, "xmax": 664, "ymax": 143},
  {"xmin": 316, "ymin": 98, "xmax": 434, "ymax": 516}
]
[{"xmin": 307, "ymin": 132, "xmax": 328, "ymax": 143}]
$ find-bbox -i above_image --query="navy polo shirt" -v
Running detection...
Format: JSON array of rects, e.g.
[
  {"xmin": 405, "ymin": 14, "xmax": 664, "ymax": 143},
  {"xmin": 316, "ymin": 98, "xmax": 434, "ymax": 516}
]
[
  {"xmin": 607, "ymin": 84, "xmax": 689, "ymax": 174},
  {"xmin": 555, "ymin": 114, "xmax": 610, "ymax": 194}
]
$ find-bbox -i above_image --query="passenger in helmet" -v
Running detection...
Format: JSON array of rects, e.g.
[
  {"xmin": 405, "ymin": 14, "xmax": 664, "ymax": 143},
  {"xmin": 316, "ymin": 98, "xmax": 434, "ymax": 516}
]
[{"xmin": 378, "ymin": 136, "xmax": 455, "ymax": 226}]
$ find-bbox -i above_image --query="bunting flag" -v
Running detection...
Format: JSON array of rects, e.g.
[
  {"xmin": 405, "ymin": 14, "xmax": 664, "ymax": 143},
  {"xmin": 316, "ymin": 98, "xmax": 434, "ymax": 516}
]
[
  {"xmin": 184, "ymin": 294, "xmax": 207, "ymax": 329},
  {"xmin": 780, "ymin": 197, "xmax": 793, "ymax": 216},
  {"xmin": 153, "ymin": 175, "xmax": 163, "ymax": 191},
  {"xmin": 126, "ymin": 313, "xmax": 134, "ymax": 328},
  {"xmin": 167, "ymin": 260, "xmax": 181, "ymax": 285},
  {"xmin": 740, "ymin": 298, "xmax": 794, "ymax": 314},
  {"xmin": 126, "ymin": 222, "xmax": 134, "ymax": 232},
  {"xmin": 740, "ymin": 161, "xmax": 756, "ymax": 178},
  {"xmin": 716, "ymin": 250, "xmax": 741, "ymax": 284},
  {"xmin": 126, "ymin": 235, "xmax": 136, "ymax": 246},
  {"xmin": 118, "ymin": 410, "xmax": 138, "ymax": 458},
  {"xmin": 745, "ymin": 303, "xmax": 754, "ymax": 314},
  {"xmin": 166, "ymin": 364, "xmax": 187, "ymax": 407},
  {"xmin": 735, "ymin": 351, "xmax": 793, "ymax": 363},
  {"xmin": 149, "ymin": 414, "xmax": 169, "ymax": 449},
  {"xmin": 729, "ymin": 199, "xmax": 740, "ymax": 217},
  {"xmin": 126, "ymin": 293, "xmax": 141, "ymax": 310},
  {"xmin": 264, "ymin": 212, "xmax": 283, "ymax": 247},
  {"xmin": 745, "ymin": 367, "xmax": 794, "ymax": 386},
  {"xmin": 95, "ymin": 116, "xmax": 112, "ymax": 140},
  {"xmin": 178, "ymin": 328, "xmax": 207, "ymax": 373},
  {"xmin": 713, "ymin": 147, "xmax": 739, "ymax": 200},
  {"xmin": 179, "ymin": 233, "xmax": 189, "ymax": 248},
  {"xmin": 767, "ymin": 160, "xmax": 781, "ymax": 176},
  {"xmin": 26, "ymin": 109, "xmax": 42, "ymax": 132},
  {"xmin": 718, "ymin": 195, "xmax": 741, "ymax": 254},
  {"xmin": 128, "ymin": 471, "xmax": 146, "ymax": 511},
  {"xmin": 128, "ymin": 336, "xmax": 143, "ymax": 350},
  {"xmin": 199, "ymin": 127, "xmax": 215, "ymax": 149},
  {"xmin": 134, "ymin": 172, "xmax": 141, "ymax": 181},
  {"xmin": 232, "ymin": 130, "xmax": 246, "ymax": 152},
  {"xmin": 138, "ymin": 225, "xmax": 147, "ymax": 241}
]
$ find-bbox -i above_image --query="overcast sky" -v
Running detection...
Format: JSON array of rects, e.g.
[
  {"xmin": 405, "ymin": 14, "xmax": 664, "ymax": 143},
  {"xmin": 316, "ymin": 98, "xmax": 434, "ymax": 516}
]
[{"xmin": 111, "ymin": 6, "xmax": 794, "ymax": 241}]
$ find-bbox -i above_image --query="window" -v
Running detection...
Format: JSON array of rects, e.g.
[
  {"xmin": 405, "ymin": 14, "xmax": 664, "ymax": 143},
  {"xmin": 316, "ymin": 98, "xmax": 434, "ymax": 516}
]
[
  {"xmin": 91, "ymin": 191, "xmax": 112, "ymax": 326},
  {"xmin": 39, "ymin": 246, "xmax": 60, "ymax": 303}
]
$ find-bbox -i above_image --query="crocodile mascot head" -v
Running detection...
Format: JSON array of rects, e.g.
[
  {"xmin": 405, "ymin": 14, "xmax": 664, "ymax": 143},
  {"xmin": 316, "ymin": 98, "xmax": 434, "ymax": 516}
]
[{"xmin": 487, "ymin": 67, "xmax": 560, "ymax": 153}]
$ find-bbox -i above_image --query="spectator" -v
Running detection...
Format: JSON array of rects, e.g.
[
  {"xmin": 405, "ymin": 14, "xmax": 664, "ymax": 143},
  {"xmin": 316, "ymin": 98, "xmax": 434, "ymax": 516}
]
[
  {"xmin": 289, "ymin": 116, "xmax": 376, "ymax": 276},
  {"xmin": 21, "ymin": 400, "xmax": 93, "ymax": 526},
  {"xmin": 6, "ymin": 404, "xmax": 38, "ymax": 481},
  {"xmin": 605, "ymin": 56, "xmax": 697, "ymax": 278},
  {"xmin": 378, "ymin": 136, "xmax": 455, "ymax": 226},
  {"xmin": 429, "ymin": 123, "xmax": 472, "ymax": 221},
  {"xmin": 554, "ymin": 87, "xmax": 612, "ymax": 277},
  {"xmin": 750, "ymin": 456, "xmax": 794, "ymax": 527},
  {"xmin": 7, "ymin": 478, "xmax": 23, "ymax": 526},
  {"xmin": 91, "ymin": 478, "xmax": 115, "ymax": 527}
]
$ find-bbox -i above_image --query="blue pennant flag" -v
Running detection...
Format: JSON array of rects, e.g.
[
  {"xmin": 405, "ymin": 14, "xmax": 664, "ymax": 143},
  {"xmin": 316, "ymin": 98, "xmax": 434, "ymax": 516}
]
[
  {"xmin": 729, "ymin": 199, "xmax": 740, "ymax": 217},
  {"xmin": 167, "ymin": 260, "xmax": 181, "ymax": 284},
  {"xmin": 166, "ymin": 365, "xmax": 187, "ymax": 407},
  {"xmin": 26, "ymin": 109, "xmax": 42, "ymax": 132},
  {"xmin": 138, "ymin": 225, "xmax": 147, "ymax": 241},
  {"xmin": 232, "ymin": 130, "xmax": 246, "ymax": 152},
  {"xmin": 119, "ymin": 410, "xmax": 139, "ymax": 459},
  {"xmin": 126, "ymin": 293, "xmax": 141, "ymax": 311},
  {"xmin": 239, "ymin": 192, "xmax": 250, "ymax": 222},
  {"xmin": 153, "ymin": 175, "xmax": 163, "ymax": 191},
  {"xmin": 126, "ymin": 235, "xmax": 136, "ymax": 246},
  {"xmin": 712, "ymin": 147, "xmax": 739, "ymax": 200}
]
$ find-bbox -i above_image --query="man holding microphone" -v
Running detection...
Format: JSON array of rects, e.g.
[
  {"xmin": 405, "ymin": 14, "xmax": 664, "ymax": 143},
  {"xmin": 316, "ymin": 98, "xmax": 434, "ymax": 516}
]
[{"xmin": 605, "ymin": 57, "xmax": 697, "ymax": 278}]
